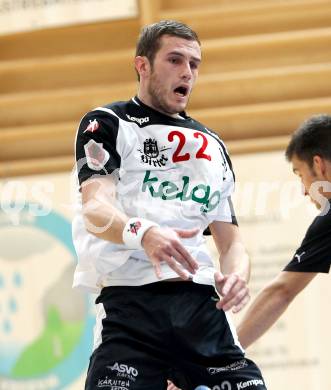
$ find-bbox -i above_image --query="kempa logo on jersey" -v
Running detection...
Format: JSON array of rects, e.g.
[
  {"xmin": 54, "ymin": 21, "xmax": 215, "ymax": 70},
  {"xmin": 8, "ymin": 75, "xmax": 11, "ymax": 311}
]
[
  {"xmin": 142, "ymin": 170, "xmax": 221, "ymax": 213},
  {"xmin": 108, "ymin": 362, "xmax": 139, "ymax": 377},
  {"xmin": 236, "ymin": 379, "xmax": 264, "ymax": 389},
  {"xmin": 126, "ymin": 114, "xmax": 150, "ymax": 125},
  {"xmin": 84, "ymin": 118, "xmax": 100, "ymax": 133}
]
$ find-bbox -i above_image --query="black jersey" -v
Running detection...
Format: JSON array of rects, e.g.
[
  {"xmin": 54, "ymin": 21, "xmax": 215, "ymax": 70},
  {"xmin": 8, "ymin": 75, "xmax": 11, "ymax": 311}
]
[{"xmin": 284, "ymin": 200, "xmax": 331, "ymax": 273}]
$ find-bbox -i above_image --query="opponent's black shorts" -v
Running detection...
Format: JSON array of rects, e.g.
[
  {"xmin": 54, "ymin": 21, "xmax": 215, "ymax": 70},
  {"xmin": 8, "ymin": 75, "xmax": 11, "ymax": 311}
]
[{"xmin": 85, "ymin": 281, "xmax": 267, "ymax": 390}]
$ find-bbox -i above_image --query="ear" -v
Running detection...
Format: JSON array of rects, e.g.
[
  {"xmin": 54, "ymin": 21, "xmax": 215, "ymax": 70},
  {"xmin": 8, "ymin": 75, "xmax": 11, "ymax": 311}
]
[
  {"xmin": 134, "ymin": 56, "xmax": 151, "ymax": 80},
  {"xmin": 312, "ymin": 155, "xmax": 326, "ymax": 177}
]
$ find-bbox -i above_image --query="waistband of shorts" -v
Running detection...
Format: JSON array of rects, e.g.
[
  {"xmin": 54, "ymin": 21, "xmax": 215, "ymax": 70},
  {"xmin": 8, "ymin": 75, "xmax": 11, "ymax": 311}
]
[{"xmin": 98, "ymin": 280, "xmax": 215, "ymax": 299}]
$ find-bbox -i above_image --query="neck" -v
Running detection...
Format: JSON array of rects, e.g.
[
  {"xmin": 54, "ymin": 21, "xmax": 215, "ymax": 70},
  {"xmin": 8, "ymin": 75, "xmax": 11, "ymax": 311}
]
[{"xmin": 137, "ymin": 89, "xmax": 181, "ymax": 119}]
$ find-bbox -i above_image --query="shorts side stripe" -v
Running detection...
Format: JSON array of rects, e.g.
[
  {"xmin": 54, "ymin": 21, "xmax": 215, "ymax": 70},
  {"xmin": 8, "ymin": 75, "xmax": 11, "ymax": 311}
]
[
  {"xmin": 225, "ymin": 311, "xmax": 245, "ymax": 353},
  {"xmin": 93, "ymin": 302, "xmax": 106, "ymax": 352}
]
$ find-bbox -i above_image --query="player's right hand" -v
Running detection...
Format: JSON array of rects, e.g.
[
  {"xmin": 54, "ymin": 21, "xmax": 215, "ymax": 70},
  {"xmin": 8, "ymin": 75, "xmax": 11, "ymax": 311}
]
[{"xmin": 142, "ymin": 226, "xmax": 199, "ymax": 280}]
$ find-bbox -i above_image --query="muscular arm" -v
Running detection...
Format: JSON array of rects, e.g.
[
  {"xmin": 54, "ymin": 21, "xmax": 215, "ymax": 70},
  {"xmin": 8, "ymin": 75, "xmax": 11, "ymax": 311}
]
[
  {"xmin": 82, "ymin": 176, "xmax": 128, "ymax": 243},
  {"xmin": 81, "ymin": 175, "xmax": 199, "ymax": 278},
  {"xmin": 210, "ymin": 221, "xmax": 250, "ymax": 281},
  {"xmin": 210, "ymin": 221, "xmax": 251, "ymax": 313},
  {"xmin": 237, "ymin": 271, "xmax": 317, "ymax": 349}
]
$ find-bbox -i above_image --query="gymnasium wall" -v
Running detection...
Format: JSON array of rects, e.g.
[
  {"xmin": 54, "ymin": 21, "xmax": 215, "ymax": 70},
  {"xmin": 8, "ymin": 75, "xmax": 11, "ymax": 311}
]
[
  {"xmin": 0, "ymin": 0, "xmax": 330, "ymax": 389},
  {"xmin": 0, "ymin": 173, "xmax": 90, "ymax": 389},
  {"xmin": 1, "ymin": 0, "xmax": 331, "ymax": 176}
]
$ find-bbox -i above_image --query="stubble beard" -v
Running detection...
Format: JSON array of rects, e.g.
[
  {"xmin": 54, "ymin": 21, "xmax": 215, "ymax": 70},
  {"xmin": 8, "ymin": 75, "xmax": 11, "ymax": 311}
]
[
  {"xmin": 148, "ymin": 72, "xmax": 185, "ymax": 116},
  {"xmin": 148, "ymin": 84, "xmax": 174, "ymax": 116}
]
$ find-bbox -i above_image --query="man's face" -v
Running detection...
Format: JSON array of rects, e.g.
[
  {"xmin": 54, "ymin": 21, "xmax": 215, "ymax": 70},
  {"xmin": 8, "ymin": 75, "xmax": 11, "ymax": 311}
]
[
  {"xmin": 291, "ymin": 154, "xmax": 324, "ymax": 208},
  {"xmin": 144, "ymin": 35, "xmax": 201, "ymax": 116}
]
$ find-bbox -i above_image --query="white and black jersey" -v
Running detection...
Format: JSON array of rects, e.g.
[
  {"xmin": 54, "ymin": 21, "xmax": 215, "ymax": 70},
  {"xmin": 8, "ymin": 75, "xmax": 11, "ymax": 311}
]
[
  {"xmin": 72, "ymin": 97, "xmax": 237, "ymax": 292},
  {"xmin": 284, "ymin": 200, "xmax": 331, "ymax": 273}
]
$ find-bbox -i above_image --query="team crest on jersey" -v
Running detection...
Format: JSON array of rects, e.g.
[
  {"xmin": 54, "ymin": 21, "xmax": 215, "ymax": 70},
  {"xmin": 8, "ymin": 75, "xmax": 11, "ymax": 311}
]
[
  {"xmin": 138, "ymin": 138, "xmax": 170, "ymax": 167},
  {"xmin": 84, "ymin": 119, "xmax": 99, "ymax": 133},
  {"xmin": 84, "ymin": 139, "xmax": 110, "ymax": 170}
]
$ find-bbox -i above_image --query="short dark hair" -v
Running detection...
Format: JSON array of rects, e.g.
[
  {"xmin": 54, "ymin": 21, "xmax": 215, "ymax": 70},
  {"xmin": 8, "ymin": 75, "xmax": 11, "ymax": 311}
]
[
  {"xmin": 285, "ymin": 114, "xmax": 331, "ymax": 166},
  {"xmin": 136, "ymin": 20, "xmax": 200, "ymax": 66}
]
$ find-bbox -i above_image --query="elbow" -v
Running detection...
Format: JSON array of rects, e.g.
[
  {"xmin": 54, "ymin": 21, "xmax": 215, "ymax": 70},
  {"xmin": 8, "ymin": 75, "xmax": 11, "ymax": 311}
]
[
  {"xmin": 82, "ymin": 200, "xmax": 110, "ymax": 238},
  {"xmin": 83, "ymin": 214, "xmax": 99, "ymax": 237},
  {"xmin": 82, "ymin": 208, "xmax": 119, "ymax": 242},
  {"xmin": 82, "ymin": 210, "xmax": 105, "ymax": 238}
]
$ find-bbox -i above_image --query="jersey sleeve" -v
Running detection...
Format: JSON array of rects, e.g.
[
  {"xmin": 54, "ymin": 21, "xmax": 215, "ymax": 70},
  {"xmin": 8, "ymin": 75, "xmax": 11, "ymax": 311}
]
[
  {"xmin": 75, "ymin": 110, "xmax": 121, "ymax": 186},
  {"xmin": 210, "ymin": 144, "xmax": 238, "ymax": 226},
  {"xmin": 283, "ymin": 214, "xmax": 331, "ymax": 273},
  {"xmin": 214, "ymin": 196, "xmax": 238, "ymax": 226},
  {"xmin": 203, "ymin": 195, "xmax": 237, "ymax": 236}
]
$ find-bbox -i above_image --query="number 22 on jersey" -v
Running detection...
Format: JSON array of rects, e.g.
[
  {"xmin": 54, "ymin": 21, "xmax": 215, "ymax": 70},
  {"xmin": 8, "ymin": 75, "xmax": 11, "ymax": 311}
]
[{"xmin": 168, "ymin": 130, "xmax": 212, "ymax": 163}]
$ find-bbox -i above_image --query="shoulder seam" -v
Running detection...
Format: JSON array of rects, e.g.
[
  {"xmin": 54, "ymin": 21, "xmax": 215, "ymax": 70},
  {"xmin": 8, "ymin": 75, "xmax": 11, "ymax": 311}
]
[{"xmin": 92, "ymin": 107, "xmax": 120, "ymax": 119}]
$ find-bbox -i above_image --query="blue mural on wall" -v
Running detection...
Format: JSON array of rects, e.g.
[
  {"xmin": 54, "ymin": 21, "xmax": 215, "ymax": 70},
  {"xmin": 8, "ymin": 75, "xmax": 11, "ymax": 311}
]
[{"xmin": 0, "ymin": 205, "xmax": 94, "ymax": 389}]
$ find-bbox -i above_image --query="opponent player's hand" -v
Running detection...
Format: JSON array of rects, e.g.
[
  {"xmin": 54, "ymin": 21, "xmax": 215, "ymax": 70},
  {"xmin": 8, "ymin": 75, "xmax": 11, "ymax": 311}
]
[
  {"xmin": 214, "ymin": 271, "xmax": 250, "ymax": 313},
  {"xmin": 142, "ymin": 226, "xmax": 199, "ymax": 280}
]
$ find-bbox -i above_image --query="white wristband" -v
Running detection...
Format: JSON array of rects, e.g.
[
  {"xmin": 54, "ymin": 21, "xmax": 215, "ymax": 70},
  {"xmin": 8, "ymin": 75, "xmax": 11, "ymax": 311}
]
[{"xmin": 122, "ymin": 217, "xmax": 159, "ymax": 249}]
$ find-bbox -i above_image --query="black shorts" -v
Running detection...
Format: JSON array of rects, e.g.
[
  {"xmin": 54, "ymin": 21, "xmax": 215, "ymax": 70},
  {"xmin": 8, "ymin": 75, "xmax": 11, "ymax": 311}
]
[{"xmin": 85, "ymin": 281, "xmax": 267, "ymax": 390}]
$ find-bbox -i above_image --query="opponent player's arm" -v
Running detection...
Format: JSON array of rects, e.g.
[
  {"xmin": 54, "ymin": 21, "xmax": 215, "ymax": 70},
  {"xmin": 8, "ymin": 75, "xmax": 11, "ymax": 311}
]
[
  {"xmin": 210, "ymin": 221, "xmax": 250, "ymax": 313},
  {"xmin": 237, "ymin": 271, "xmax": 317, "ymax": 349},
  {"xmin": 81, "ymin": 175, "xmax": 199, "ymax": 279}
]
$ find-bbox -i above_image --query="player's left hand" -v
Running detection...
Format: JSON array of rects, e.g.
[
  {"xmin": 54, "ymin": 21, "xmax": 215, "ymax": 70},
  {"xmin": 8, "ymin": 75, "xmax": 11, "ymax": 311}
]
[{"xmin": 214, "ymin": 271, "xmax": 250, "ymax": 313}]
